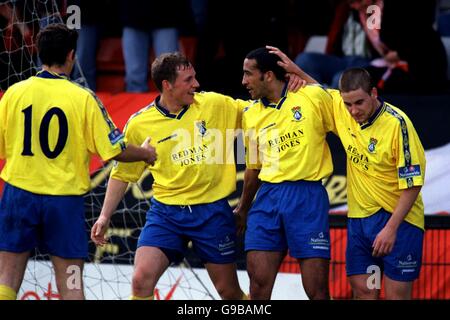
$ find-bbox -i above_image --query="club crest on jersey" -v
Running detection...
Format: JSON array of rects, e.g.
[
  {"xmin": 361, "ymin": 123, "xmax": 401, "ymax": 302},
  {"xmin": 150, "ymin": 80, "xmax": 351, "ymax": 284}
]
[
  {"xmin": 291, "ymin": 106, "xmax": 302, "ymax": 121},
  {"xmin": 368, "ymin": 137, "xmax": 378, "ymax": 153},
  {"xmin": 196, "ymin": 120, "xmax": 207, "ymax": 137}
]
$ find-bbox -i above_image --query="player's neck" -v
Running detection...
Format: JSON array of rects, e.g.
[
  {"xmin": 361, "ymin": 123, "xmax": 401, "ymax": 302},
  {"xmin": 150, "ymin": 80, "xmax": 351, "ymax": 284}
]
[
  {"xmin": 369, "ymin": 98, "xmax": 382, "ymax": 117},
  {"xmin": 159, "ymin": 94, "xmax": 184, "ymax": 114},
  {"xmin": 265, "ymin": 81, "xmax": 286, "ymax": 103},
  {"xmin": 42, "ymin": 64, "xmax": 70, "ymax": 77}
]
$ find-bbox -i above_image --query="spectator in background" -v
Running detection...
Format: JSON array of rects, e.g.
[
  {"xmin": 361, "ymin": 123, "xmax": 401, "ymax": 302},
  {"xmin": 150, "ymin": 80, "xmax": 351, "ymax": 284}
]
[
  {"xmin": 0, "ymin": 0, "xmax": 35, "ymax": 90},
  {"xmin": 120, "ymin": 0, "xmax": 194, "ymax": 92},
  {"xmin": 190, "ymin": 0, "xmax": 208, "ymax": 36},
  {"xmin": 294, "ymin": 0, "xmax": 385, "ymax": 88},
  {"xmin": 287, "ymin": 0, "xmax": 338, "ymax": 59},
  {"xmin": 71, "ymin": 0, "xmax": 121, "ymax": 91},
  {"xmin": 437, "ymin": 0, "xmax": 450, "ymax": 36},
  {"xmin": 379, "ymin": 0, "xmax": 448, "ymax": 93},
  {"xmin": 194, "ymin": 0, "xmax": 289, "ymax": 97}
]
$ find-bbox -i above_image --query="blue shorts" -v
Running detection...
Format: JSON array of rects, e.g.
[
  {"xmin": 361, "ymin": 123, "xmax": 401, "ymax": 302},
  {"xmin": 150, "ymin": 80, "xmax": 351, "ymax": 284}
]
[
  {"xmin": 0, "ymin": 183, "xmax": 87, "ymax": 259},
  {"xmin": 245, "ymin": 180, "xmax": 330, "ymax": 259},
  {"xmin": 346, "ymin": 209, "xmax": 424, "ymax": 281},
  {"xmin": 138, "ymin": 197, "xmax": 237, "ymax": 264}
]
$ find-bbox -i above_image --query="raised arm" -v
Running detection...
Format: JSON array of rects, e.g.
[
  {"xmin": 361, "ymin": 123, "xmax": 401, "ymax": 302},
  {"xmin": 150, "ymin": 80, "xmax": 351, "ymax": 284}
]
[{"xmin": 266, "ymin": 45, "xmax": 319, "ymax": 85}]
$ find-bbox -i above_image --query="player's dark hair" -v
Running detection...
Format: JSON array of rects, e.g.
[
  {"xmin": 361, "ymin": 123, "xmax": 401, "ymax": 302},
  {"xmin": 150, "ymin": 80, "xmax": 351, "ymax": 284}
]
[
  {"xmin": 245, "ymin": 47, "xmax": 286, "ymax": 81},
  {"xmin": 36, "ymin": 24, "xmax": 78, "ymax": 67},
  {"xmin": 339, "ymin": 68, "xmax": 374, "ymax": 94},
  {"xmin": 151, "ymin": 52, "xmax": 192, "ymax": 92}
]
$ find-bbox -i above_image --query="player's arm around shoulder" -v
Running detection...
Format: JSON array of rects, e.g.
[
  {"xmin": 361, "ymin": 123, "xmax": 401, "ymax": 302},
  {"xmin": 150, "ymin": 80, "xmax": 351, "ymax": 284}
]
[
  {"xmin": 200, "ymin": 90, "xmax": 256, "ymax": 130},
  {"xmin": 296, "ymin": 84, "xmax": 336, "ymax": 133},
  {"xmin": 85, "ymin": 92, "xmax": 157, "ymax": 165},
  {"xmin": 265, "ymin": 45, "xmax": 338, "ymax": 130},
  {"xmin": 113, "ymin": 137, "xmax": 157, "ymax": 165},
  {"xmin": 202, "ymin": 90, "xmax": 252, "ymax": 111}
]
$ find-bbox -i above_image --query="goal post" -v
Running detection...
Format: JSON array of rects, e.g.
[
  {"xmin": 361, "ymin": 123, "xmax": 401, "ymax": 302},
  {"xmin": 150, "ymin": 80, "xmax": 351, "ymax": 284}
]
[{"xmin": 0, "ymin": 0, "xmax": 216, "ymax": 300}]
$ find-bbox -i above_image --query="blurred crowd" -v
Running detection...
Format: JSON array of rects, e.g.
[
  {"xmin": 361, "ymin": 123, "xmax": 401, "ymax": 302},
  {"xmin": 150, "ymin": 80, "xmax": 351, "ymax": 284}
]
[{"xmin": 1, "ymin": 0, "xmax": 450, "ymax": 95}]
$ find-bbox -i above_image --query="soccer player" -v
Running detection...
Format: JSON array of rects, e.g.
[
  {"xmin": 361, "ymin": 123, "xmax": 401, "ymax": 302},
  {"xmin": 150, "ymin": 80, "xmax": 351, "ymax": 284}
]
[
  {"xmin": 0, "ymin": 24, "xmax": 157, "ymax": 300},
  {"xmin": 234, "ymin": 47, "xmax": 335, "ymax": 300},
  {"xmin": 269, "ymin": 46, "xmax": 426, "ymax": 299},
  {"xmin": 90, "ymin": 52, "xmax": 250, "ymax": 300}
]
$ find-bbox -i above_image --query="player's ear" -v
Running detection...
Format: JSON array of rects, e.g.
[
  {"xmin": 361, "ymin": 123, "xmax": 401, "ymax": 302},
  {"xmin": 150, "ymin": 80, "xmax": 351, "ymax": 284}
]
[
  {"xmin": 265, "ymin": 70, "xmax": 274, "ymax": 82},
  {"xmin": 162, "ymin": 79, "xmax": 172, "ymax": 92},
  {"xmin": 67, "ymin": 49, "xmax": 75, "ymax": 62},
  {"xmin": 370, "ymin": 87, "xmax": 378, "ymax": 98}
]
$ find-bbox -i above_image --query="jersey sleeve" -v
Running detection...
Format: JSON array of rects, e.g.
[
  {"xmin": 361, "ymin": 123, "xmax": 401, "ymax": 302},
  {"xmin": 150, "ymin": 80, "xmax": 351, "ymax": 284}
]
[
  {"xmin": 231, "ymin": 98, "xmax": 252, "ymax": 129},
  {"xmin": 302, "ymin": 85, "xmax": 336, "ymax": 134},
  {"xmin": 211, "ymin": 91, "xmax": 251, "ymax": 130},
  {"xmin": 110, "ymin": 117, "xmax": 148, "ymax": 183},
  {"xmin": 327, "ymin": 88, "xmax": 346, "ymax": 136},
  {"xmin": 85, "ymin": 94, "xmax": 126, "ymax": 161},
  {"xmin": 394, "ymin": 115, "xmax": 426, "ymax": 190},
  {"xmin": 0, "ymin": 90, "xmax": 8, "ymax": 159},
  {"xmin": 242, "ymin": 109, "xmax": 262, "ymax": 170}
]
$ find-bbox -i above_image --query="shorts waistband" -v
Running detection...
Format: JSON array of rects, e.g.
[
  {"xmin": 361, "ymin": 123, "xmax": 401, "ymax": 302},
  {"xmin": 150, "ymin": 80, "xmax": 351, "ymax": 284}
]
[{"xmin": 262, "ymin": 180, "xmax": 323, "ymax": 187}]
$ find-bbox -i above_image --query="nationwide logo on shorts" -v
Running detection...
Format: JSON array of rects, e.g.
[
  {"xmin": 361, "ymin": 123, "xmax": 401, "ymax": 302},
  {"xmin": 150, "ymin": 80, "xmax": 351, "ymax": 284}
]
[
  {"xmin": 291, "ymin": 106, "xmax": 302, "ymax": 121},
  {"xmin": 218, "ymin": 234, "xmax": 235, "ymax": 256},
  {"xmin": 397, "ymin": 253, "xmax": 418, "ymax": 274},
  {"xmin": 196, "ymin": 120, "xmax": 207, "ymax": 137},
  {"xmin": 108, "ymin": 128, "xmax": 124, "ymax": 145},
  {"xmin": 398, "ymin": 165, "xmax": 421, "ymax": 179},
  {"xmin": 368, "ymin": 137, "xmax": 378, "ymax": 153},
  {"xmin": 309, "ymin": 232, "xmax": 330, "ymax": 250}
]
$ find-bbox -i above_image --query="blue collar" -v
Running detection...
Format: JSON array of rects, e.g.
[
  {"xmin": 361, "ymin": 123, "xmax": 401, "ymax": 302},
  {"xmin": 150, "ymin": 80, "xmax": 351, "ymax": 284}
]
[
  {"xmin": 260, "ymin": 83, "xmax": 288, "ymax": 109},
  {"xmin": 154, "ymin": 95, "xmax": 190, "ymax": 119},
  {"xmin": 360, "ymin": 98, "xmax": 386, "ymax": 129},
  {"xmin": 36, "ymin": 70, "xmax": 68, "ymax": 79}
]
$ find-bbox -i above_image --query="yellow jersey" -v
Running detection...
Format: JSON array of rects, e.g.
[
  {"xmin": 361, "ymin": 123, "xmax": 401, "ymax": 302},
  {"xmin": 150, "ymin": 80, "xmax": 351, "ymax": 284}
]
[
  {"xmin": 242, "ymin": 84, "xmax": 335, "ymax": 183},
  {"xmin": 328, "ymin": 89, "xmax": 425, "ymax": 229},
  {"xmin": 0, "ymin": 70, "xmax": 126, "ymax": 195},
  {"xmin": 111, "ymin": 91, "xmax": 248, "ymax": 205}
]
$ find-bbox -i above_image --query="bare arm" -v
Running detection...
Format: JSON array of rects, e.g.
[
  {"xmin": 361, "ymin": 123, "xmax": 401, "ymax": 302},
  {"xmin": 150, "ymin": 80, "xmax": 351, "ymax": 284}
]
[
  {"xmin": 285, "ymin": 74, "xmax": 306, "ymax": 92},
  {"xmin": 91, "ymin": 178, "xmax": 129, "ymax": 246},
  {"xmin": 113, "ymin": 137, "xmax": 157, "ymax": 165},
  {"xmin": 372, "ymin": 186, "xmax": 422, "ymax": 257},
  {"xmin": 266, "ymin": 45, "xmax": 319, "ymax": 85},
  {"xmin": 233, "ymin": 168, "xmax": 261, "ymax": 235}
]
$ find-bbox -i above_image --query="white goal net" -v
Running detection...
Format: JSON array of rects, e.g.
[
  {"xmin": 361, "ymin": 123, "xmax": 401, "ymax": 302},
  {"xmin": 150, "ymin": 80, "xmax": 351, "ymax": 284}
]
[{"xmin": 0, "ymin": 0, "xmax": 216, "ymax": 300}]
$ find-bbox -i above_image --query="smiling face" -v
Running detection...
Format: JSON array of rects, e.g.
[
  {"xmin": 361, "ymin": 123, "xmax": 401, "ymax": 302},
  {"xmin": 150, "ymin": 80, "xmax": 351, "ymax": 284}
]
[
  {"xmin": 242, "ymin": 58, "xmax": 269, "ymax": 99},
  {"xmin": 340, "ymin": 87, "xmax": 380, "ymax": 124},
  {"xmin": 167, "ymin": 65, "xmax": 200, "ymax": 106}
]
